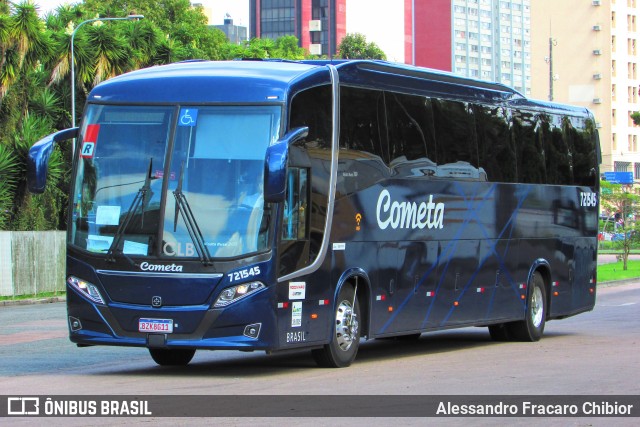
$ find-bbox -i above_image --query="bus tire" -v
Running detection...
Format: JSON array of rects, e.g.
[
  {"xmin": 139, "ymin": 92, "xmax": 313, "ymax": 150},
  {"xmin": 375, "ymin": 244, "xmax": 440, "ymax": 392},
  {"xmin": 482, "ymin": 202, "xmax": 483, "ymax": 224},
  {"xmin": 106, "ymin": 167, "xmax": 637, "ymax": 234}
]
[
  {"xmin": 312, "ymin": 285, "xmax": 360, "ymax": 368},
  {"xmin": 149, "ymin": 348, "xmax": 196, "ymax": 366},
  {"xmin": 508, "ymin": 271, "xmax": 546, "ymax": 342}
]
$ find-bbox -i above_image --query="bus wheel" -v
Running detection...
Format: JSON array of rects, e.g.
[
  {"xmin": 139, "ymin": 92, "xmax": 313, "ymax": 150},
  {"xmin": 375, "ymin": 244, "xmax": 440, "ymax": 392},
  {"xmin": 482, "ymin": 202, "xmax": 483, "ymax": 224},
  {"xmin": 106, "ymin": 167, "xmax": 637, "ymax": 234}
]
[
  {"xmin": 149, "ymin": 348, "xmax": 196, "ymax": 366},
  {"xmin": 312, "ymin": 285, "xmax": 360, "ymax": 368},
  {"xmin": 488, "ymin": 323, "xmax": 511, "ymax": 341},
  {"xmin": 508, "ymin": 271, "xmax": 546, "ymax": 342}
]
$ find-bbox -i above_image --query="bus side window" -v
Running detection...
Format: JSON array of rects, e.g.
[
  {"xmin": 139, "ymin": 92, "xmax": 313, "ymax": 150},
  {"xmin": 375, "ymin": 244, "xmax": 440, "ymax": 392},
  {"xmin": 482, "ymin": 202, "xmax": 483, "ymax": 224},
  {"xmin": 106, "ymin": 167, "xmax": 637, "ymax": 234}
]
[
  {"xmin": 282, "ymin": 168, "xmax": 309, "ymax": 241},
  {"xmin": 386, "ymin": 92, "xmax": 437, "ymax": 173},
  {"xmin": 432, "ymin": 99, "xmax": 478, "ymax": 165},
  {"xmin": 474, "ymin": 105, "xmax": 515, "ymax": 182},
  {"xmin": 513, "ymin": 110, "xmax": 546, "ymax": 184}
]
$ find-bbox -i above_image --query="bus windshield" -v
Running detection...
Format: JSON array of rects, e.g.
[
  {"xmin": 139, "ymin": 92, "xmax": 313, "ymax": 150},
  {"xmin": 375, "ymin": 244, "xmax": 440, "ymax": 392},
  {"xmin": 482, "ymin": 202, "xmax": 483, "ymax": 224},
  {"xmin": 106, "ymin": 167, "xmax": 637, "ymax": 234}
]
[{"xmin": 70, "ymin": 104, "xmax": 281, "ymax": 260}]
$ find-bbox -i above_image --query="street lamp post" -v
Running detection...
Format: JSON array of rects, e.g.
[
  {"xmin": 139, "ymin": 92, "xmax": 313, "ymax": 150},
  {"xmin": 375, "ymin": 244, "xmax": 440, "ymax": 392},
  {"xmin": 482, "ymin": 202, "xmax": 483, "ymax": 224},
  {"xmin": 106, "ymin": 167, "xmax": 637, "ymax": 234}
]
[{"xmin": 70, "ymin": 15, "xmax": 144, "ymax": 129}]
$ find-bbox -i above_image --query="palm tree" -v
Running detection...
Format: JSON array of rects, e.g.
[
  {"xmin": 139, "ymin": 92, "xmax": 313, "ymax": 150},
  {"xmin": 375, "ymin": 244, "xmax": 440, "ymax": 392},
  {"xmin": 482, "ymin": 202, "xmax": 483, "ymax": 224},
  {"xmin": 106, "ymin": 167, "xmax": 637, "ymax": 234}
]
[
  {"xmin": 152, "ymin": 36, "xmax": 187, "ymax": 65},
  {"xmin": 87, "ymin": 21, "xmax": 131, "ymax": 85},
  {"xmin": 120, "ymin": 20, "xmax": 159, "ymax": 69},
  {"xmin": 1, "ymin": 2, "xmax": 54, "ymax": 101},
  {"xmin": 11, "ymin": 113, "xmax": 65, "ymax": 230},
  {"xmin": 0, "ymin": 144, "xmax": 18, "ymax": 229}
]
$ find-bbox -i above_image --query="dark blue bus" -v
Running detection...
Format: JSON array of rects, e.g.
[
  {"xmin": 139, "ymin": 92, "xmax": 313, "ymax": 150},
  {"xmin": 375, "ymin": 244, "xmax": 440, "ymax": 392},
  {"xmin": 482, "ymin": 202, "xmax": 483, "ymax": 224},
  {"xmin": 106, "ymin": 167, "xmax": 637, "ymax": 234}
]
[{"xmin": 28, "ymin": 60, "xmax": 600, "ymax": 367}]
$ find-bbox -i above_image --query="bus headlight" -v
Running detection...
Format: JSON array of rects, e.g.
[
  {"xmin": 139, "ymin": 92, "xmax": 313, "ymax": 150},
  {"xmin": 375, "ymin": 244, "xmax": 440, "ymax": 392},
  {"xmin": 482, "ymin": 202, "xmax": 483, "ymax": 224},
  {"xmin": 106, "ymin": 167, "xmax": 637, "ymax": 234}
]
[
  {"xmin": 67, "ymin": 276, "xmax": 105, "ymax": 305},
  {"xmin": 214, "ymin": 282, "xmax": 265, "ymax": 308}
]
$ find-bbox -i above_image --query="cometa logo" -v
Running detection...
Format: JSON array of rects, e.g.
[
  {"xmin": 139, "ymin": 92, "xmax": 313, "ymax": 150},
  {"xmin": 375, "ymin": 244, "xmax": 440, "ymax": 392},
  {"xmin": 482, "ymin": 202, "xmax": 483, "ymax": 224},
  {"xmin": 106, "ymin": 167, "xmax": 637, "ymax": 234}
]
[
  {"xmin": 139, "ymin": 262, "xmax": 184, "ymax": 272},
  {"xmin": 376, "ymin": 189, "xmax": 445, "ymax": 230}
]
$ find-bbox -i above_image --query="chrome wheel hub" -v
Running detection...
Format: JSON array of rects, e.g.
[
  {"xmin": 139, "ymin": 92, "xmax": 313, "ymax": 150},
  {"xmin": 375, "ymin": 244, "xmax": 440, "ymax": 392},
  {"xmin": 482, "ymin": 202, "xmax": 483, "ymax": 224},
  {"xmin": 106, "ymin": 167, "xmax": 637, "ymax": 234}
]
[
  {"xmin": 335, "ymin": 299, "xmax": 359, "ymax": 351},
  {"xmin": 531, "ymin": 286, "xmax": 544, "ymax": 328}
]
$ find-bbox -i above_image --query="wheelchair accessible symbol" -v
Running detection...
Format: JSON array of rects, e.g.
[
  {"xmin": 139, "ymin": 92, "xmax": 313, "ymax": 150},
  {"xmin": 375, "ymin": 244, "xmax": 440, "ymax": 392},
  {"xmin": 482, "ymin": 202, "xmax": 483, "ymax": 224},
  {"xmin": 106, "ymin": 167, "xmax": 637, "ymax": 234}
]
[{"xmin": 179, "ymin": 108, "xmax": 198, "ymax": 127}]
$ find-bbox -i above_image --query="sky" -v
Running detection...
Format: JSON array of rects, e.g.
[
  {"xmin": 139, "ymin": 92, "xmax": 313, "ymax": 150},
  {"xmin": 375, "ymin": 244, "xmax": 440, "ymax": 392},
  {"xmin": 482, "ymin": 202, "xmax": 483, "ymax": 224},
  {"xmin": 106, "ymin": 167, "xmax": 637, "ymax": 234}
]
[
  {"xmin": 32, "ymin": 0, "xmax": 403, "ymax": 61},
  {"xmin": 34, "ymin": 0, "xmax": 250, "ymax": 26}
]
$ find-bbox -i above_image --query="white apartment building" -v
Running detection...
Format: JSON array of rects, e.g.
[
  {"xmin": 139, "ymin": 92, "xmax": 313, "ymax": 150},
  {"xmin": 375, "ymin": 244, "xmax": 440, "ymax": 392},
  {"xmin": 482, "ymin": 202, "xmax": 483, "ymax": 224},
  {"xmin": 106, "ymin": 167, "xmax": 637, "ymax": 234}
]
[{"xmin": 452, "ymin": 0, "xmax": 531, "ymax": 95}]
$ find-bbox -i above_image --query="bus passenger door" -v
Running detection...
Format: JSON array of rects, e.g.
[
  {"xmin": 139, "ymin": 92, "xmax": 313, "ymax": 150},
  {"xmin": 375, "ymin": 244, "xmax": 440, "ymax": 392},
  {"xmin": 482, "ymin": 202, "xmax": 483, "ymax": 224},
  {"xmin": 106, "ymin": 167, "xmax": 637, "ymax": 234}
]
[
  {"xmin": 277, "ymin": 165, "xmax": 321, "ymax": 347},
  {"xmin": 278, "ymin": 166, "xmax": 310, "ymax": 276}
]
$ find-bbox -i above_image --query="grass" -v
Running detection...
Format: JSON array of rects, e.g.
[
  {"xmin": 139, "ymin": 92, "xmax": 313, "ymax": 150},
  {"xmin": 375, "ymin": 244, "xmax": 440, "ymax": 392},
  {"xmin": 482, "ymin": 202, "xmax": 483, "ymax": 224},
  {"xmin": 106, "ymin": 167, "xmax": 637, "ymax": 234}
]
[
  {"xmin": 597, "ymin": 260, "xmax": 640, "ymax": 282},
  {"xmin": 0, "ymin": 291, "xmax": 65, "ymax": 302}
]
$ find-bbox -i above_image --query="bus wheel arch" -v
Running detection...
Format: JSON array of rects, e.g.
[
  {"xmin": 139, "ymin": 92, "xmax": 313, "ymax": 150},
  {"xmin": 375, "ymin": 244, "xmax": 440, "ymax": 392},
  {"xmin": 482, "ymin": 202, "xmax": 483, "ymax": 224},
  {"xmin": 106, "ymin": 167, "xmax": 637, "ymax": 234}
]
[
  {"xmin": 508, "ymin": 267, "xmax": 548, "ymax": 342},
  {"xmin": 312, "ymin": 271, "xmax": 370, "ymax": 368},
  {"xmin": 334, "ymin": 270, "xmax": 372, "ymax": 339},
  {"xmin": 488, "ymin": 263, "xmax": 551, "ymax": 342}
]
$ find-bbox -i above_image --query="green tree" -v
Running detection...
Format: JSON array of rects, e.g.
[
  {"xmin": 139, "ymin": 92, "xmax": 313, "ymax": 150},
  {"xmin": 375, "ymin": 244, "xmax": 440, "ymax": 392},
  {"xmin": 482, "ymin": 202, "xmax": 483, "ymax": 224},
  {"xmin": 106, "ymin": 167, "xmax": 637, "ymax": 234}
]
[
  {"xmin": 274, "ymin": 35, "xmax": 305, "ymax": 59},
  {"xmin": 0, "ymin": 1, "xmax": 64, "ymax": 230},
  {"xmin": 600, "ymin": 180, "xmax": 640, "ymax": 270},
  {"xmin": 83, "ymin": 0, "xmax": 227, "ymax": 60},
  {"xmin": 10, "ymin": 113, "xmax": 66, "ymax": 230},
  {"xmin": 220, "ymin": 35, "xmax": 307, "ymax": 60},
  {"xmin": 0, "ymin": 144, "xmax": 18, "ymax": 228},
  {"xmin": 337, "ymin": 33, "xmax": 386, "ymax": 60}
]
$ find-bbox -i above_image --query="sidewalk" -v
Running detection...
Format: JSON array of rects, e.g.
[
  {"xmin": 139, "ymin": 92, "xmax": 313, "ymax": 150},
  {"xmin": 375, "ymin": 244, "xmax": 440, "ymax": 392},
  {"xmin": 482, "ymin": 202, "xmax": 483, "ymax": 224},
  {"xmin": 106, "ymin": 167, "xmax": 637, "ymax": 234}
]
[
  {"xmin": 0, "ymin": 296, "xmax": 65, "ymax": 307},
  {"xmin": 598, "ymin": 253, "xmax": 640, "ymax": 265}
]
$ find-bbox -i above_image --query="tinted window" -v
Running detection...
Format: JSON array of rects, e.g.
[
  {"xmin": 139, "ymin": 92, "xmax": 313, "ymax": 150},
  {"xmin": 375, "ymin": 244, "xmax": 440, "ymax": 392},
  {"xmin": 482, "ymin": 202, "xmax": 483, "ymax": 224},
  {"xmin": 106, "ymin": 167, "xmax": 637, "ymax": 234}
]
[
  {"xmin": 512, "ymin": 110, "xmax": 546, "ymax": 184},
  {"xmin": 432, "ymin": 99, "xmax": 477, "ymax": 165},
  {"xmin": 338, "ymin": 86, "xmax": 389, "ymax": 194},
  {"xmin": 474, "ymin": 105, "xmax": 516, "ymax": 182},
  {"xmin": 386, "ymin": 92, "xmax": 436, "ymax": 166},
  {"xmin": 538, "ymin": 113, "xmax": 569, "ymax": 185},
  {"xmin": 432, "ymin": 99, "xmax": 482, "ymax": 180},
  {"xmin": 340, "ymin": 86, "xmax": 387, "ymax": 160},
  {"xmin": 289, "ymin": 85, "xmax": 332, "ymax": 150},
  {"xmin": 567, "ymin": 117, "xmax": 597, "ymax": 187}
]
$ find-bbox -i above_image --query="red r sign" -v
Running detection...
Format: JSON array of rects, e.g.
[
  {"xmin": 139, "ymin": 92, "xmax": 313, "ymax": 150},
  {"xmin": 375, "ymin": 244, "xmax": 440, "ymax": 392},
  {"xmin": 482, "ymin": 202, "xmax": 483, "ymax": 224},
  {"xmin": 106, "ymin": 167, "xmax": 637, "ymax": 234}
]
[{"xmin": 81, "ymin": 124, "xmax": 100, "ymax": 158}]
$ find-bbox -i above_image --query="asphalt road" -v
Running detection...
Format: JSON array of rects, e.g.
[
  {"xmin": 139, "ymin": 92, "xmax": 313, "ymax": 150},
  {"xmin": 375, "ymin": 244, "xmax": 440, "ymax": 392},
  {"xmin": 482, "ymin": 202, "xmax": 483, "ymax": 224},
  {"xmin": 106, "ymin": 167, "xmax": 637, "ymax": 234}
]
[{"xmin": 1, "ymin": 282, "xmax": 639, "ymax": 426}]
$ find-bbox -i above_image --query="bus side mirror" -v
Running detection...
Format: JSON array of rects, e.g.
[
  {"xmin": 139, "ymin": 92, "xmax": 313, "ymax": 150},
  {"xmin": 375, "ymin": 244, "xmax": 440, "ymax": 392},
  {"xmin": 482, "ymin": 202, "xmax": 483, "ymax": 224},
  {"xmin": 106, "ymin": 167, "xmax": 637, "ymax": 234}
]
[
  {"xmin": 264, "ymin": 126, "xmax": 308, "ymax": 203},
  {"xmin": 27, "ymin": 127, "xmax": 78, "ymax": 194}
]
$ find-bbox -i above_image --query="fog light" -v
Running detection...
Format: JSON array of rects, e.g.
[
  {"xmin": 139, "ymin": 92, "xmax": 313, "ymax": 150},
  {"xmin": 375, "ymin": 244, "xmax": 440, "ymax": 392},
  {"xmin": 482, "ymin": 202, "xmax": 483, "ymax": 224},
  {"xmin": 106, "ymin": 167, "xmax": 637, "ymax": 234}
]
[
  {"xmin": 243, "ymin": 323, "xmax": 261, "ymax": 339},
  {"xmin": 69, "ymin": 316, "xmax": 82, "ymax": 331}
]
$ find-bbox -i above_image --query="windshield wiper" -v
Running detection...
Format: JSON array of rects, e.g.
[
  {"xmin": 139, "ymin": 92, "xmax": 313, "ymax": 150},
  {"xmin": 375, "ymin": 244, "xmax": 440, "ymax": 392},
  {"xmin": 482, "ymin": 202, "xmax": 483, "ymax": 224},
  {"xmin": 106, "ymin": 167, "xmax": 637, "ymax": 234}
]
[
  {"xmin": 173, "ymin": 161, "xmax": 212, "ymax": 266},
  {"xmin": 106, "ymin": 158, "xmax": 154, "ymax": 263}
]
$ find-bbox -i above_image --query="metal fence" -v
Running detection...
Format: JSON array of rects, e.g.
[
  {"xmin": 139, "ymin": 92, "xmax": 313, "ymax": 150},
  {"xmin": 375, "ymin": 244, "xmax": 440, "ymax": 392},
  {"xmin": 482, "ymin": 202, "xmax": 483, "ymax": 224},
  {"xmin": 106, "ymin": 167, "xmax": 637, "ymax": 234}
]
[{"xmin": 0, "ymin": 231, "xmax": 66, "ymax": 297}]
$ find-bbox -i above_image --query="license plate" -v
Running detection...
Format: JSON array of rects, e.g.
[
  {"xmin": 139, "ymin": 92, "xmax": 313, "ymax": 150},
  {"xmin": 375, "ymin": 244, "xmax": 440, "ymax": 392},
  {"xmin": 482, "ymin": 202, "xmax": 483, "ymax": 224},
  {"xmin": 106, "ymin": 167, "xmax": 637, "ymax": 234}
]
[{"xmin": 139, "ymin": 318, "xmax": 173, "ymax": 333}]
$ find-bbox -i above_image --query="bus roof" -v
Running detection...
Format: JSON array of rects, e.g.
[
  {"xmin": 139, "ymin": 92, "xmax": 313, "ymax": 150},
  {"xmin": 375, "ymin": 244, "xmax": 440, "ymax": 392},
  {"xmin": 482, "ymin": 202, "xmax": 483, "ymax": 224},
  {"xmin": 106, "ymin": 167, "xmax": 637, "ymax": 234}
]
[
  {"xmin": 87, "ymin": 59, "xmax": 591, "ymax": 116},
  {"xmin": 88, "ymin": 60, "xmax": 331, "ymax": 104}
]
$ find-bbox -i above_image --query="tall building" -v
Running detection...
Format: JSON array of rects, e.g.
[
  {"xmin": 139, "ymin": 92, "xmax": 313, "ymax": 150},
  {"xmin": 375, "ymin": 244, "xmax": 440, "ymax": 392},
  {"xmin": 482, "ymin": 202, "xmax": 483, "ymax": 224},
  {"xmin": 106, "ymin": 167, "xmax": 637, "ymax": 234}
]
[
  {"xmin": 215, "ymin": 16, "xmax": 249, "ymax": 44},
  {"xmin": 250, "ymin": 0, "xmax": 346, "ymax": 57},
  {"xmin": 408, "ymin": 0, "xmax": 531, "ymax": 95},
  {"xmin": 531, "ymin": 0, "xmax": 637, "ymax": 176}
]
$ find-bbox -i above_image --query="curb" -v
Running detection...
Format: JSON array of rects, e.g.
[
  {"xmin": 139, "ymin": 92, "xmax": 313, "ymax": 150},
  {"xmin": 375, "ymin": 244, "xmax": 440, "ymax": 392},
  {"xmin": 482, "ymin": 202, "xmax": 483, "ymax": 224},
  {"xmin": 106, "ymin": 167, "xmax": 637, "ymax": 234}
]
[
  {"xmin": 0, "ymin": 296, "xmax": 66, "ymax": 307},
  {"xmin": 597, "ymin": 278, "xmax": 639, "ymax": 288}
]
